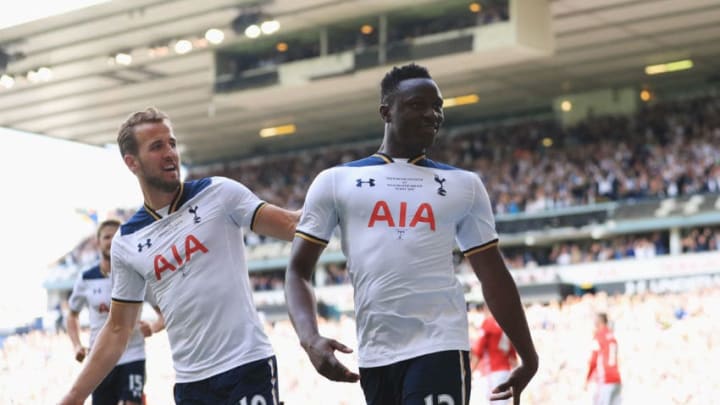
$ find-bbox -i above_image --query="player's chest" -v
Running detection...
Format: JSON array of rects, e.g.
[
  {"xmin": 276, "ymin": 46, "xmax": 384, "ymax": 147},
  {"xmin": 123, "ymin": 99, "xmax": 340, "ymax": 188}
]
[
  {"xmin": 85, "ymin": 280, "xmax": 112, "ymax": 312},
  {"xmin": 339, "ymin": 171, "xmax": 468, "ymax": 227},
  {"xmin": 125, "ymin": 203, "xmax": 222, "ymax": 282}
]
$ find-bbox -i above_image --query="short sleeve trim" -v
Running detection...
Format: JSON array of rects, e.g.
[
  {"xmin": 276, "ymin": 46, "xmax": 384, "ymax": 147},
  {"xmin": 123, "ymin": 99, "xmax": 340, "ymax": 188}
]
[
  {"xmin": 250, "ymin": 202, "xmax": 268, "ymax": 232},
  {"xmin": 462, "ymin": 239, "xmax": 499, "ymax": 257},
  {"xmin": 295, "ymin": 230, "xmax": 328, "ymax": 246},
  {"xmin": 111, "ymin": 298, "xmax": 143, "ymax": 304}
]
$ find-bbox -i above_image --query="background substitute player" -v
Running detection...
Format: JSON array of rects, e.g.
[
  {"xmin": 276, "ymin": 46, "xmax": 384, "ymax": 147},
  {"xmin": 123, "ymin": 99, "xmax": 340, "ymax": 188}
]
[
  {"xmin": 471, "ymin": 304, "xmax": 518, "ymax": 405},
  {"xmin": 67, "ymin": 218, "xmax": 164, "ymax": 405},
  {"xmin": 585, "ymin": 312, "xmax": 622, "ymax": 405},
  {"xmin": 285, "ymin": 63, "xmax": 538, "ymax": 405},
  {"xmin": 60, "ymin": 108, "xmax": 299, "ymax": 405}
]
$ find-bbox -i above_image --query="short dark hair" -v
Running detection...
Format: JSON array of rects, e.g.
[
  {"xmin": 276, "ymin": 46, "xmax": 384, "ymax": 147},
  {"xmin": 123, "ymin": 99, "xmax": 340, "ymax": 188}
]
[
  {"xmin": 380, "ymin": 63, "xmax": 432, "ymax": 104},
  {"xmin": 117, "ymin": 107, "xmax": 170, "ymax": 158},
  {"xmin": 597, "ymin": 312, "xmax": 609, "ymax": 325},
  {"xmin": 96, "ymin": 219, "xmax": 121, "ymax": 239}
]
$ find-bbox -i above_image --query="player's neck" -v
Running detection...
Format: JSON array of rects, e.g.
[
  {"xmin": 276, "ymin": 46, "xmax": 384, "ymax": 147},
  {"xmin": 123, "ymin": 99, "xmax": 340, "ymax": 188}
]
[
  {"xmin": 378, "ymin": 145, "xmax": 425, "ymax": 159},
  {"xmin": 142, "ymin": 184, "xmax": 180, "ymax": 210}
]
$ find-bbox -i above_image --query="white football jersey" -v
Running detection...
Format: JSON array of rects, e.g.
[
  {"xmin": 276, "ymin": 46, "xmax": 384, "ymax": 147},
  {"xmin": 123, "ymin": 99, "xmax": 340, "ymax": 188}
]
[
  {"xmin": 297, "ymin": 153, "xmax": 498, "ymax": 367},
  {"xmin": 68, "ymin": 265, "xmax": 146, "ymax": 365},
  {"xmin": 111, "ymin": 177, "xmax": 274, "ymax": 383}
]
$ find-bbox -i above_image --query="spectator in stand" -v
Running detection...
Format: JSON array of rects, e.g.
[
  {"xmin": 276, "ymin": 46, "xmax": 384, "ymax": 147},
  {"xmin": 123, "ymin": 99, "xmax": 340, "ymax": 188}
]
[{"xmin": 190, "ymin": 95, "xmax": 720, "ymax": 220}]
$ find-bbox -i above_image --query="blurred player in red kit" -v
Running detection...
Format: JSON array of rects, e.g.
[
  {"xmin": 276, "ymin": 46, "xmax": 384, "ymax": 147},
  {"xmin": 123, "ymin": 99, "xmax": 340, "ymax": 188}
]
[
  {"xmin": 585, "ymin": 312, "xmax": 622, "ymax": 405},
  {"xmin": 471, "ymin": 304, "xmax": 518, "ymax": 404}
]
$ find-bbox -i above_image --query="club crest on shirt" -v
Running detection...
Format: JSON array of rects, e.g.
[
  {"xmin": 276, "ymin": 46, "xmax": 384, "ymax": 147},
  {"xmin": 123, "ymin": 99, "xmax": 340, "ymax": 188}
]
[
  {"xmin": 434, "ymin": 174, "xmax": 447, "ymax": 196},
  {"xmin": 188, "ymin": 205, "xmax": 201, "ymax": 223}
]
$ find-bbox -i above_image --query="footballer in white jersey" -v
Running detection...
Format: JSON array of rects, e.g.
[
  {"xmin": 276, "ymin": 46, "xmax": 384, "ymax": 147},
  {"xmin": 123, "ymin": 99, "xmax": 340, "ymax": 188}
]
[
  {"xmin": 297, "ymin": 153, "xmax": 498, "ymax": 367},
  {"xmin": 67, "ymin": 219, "xmax": 161, "ymax": 405},
  {"xmin": 285, "ymin": 63, "xmax": 538, "ymax": 405},
  {"xmin": 60, "ymin": 108, "xmax": 298, "ymax": 405},
  {"xmin": 69, "ymin": 265, "xmax": 147, "ymax": 365},
  {"xmin": 111, "ymin": 177, "xmax": 275, "ymax": 383}
]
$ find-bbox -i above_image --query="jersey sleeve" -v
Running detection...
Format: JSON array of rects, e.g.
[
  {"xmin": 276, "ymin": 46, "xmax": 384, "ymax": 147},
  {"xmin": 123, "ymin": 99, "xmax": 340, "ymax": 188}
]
[
  {"xmin": 67, "ymin": 273, "xmax": 87, "ymax": 313},
  {"xmin": 295, "ymin": 169, "xmax": 338, "ymax": 245},
  {"xmin": 110, "ymin": 236, "xmax": 147, "ymax": 303},
  {"xmin": 143, "ymin": 284, "xmax": 158, "ymax": 307},
  {"xmin": 456, "ymin": 173, "xmax": 499, "ymax": 255},
  {"xmin": 218, "ymin": 177, "xmax": 265, "ymax": 229}
]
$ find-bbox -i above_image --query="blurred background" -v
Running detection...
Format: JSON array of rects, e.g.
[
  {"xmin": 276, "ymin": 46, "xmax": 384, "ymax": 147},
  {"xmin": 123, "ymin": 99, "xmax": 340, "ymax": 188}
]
[{"xmin": 1, "ymin": 0, "xmax": 720, "ymax": 403}]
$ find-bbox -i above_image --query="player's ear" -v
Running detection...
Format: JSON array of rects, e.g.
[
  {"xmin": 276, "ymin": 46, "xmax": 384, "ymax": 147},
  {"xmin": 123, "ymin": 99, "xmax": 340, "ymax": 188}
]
[
  {"xmin": 123, "ymin": 154, "xmax": 140, "ymax": 174},
  {"xmin": 379, "ymin": 104, "xmax": 391, "ymax": 123}
]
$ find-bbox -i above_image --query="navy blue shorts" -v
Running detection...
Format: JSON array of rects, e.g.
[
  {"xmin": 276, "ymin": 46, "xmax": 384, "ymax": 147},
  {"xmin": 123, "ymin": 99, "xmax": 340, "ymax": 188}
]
[
  {"xmin": 173, "ymin": 356, "xmax": 280, "ymax": 405},
  {"xmin": 360, "ymin": 350, "xmax": 471, "ymax": 405},
  {"xmin": 93, "ymin": 359, "xmax": 146, "ymax": 405}
]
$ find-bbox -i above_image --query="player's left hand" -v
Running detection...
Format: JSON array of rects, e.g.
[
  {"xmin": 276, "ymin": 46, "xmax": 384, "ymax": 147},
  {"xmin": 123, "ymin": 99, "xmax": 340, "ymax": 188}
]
[
  {"xmin": 490, "ymin": 360, "xmax": 538, "ymax": 405},
  {"xmin": 303, "ymin": 335, "xmax": 360, "ymax": 383},
  {"xmin": 138, "ymin": 320, "xmax": 152, "ymax": 337}
]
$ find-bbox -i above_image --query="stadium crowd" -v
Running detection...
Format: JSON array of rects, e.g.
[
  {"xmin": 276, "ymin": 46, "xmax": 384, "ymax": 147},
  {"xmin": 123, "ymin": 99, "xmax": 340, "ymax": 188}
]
[
  {"xmin": 3, "ymin": 286, "xmax": 719, "ymax": 404},
  {"xmin": 43, "ymin": 93, "xmax": 720, "ymax": 294},
  {"xmin": 190, "ymin": 94, "xmax": 720, "ymax": 217}
]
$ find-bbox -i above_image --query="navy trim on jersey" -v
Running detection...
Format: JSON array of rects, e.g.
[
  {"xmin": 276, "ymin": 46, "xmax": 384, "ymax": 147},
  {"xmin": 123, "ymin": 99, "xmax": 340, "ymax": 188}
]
[
  {"xmin": 81, "ymin": 265, "xmax": 106, "ymax": 280},
  {"xmin": 121, "ymin": 207, "xmax": 154, "ymax": 236},
  {"xmin": 343, "ymin": 155, "xmax": 390, "ymax": 167},
  {"xmin": 250, "ymin": 202, "xmax": 267, "ymax": 232},
  {"xmin": 121, "ymin": 178, "xmax": 213, "ymax": 236},
  {"xmin": 178, "ymin": 177, "xmax": 212, "ymax": 206},
  {"xmin": 414, "ymin": 158, "xmax": 460, "ymax": 170},
  {"xmin": 111, "ymin": 297, "xmax": 144, "ymax": 304},
  {"xmin": 144, "ymin": 182, "xmax": 185, "ymax": 221},
  {"xmin": 374, "ymin": 152, "xmax": 393, "ymax": 163},
  {"xmin": 344, "ymin": 153, "xmax": 459, "ymax": 170}
]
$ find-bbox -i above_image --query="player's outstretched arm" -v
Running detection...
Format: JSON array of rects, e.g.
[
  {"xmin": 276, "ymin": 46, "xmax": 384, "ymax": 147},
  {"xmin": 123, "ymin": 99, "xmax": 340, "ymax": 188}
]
[
  {"xmin": 285, "ymin": 237, "xmax": 359, "ymax": 383},
  {"xmin": 469, "ymin": 245, "xmax": 538, "ymax": 405},
  {"xmin": 59, "ymin": 301, "xmax": 142, "ymax": 405},
  {"xmin": 254, "ymin": 205, "xmax": 302, "ymax": 241},
  {"xmin": 66, "ymin": 311, "xmax": 87, "ymax": 362}
]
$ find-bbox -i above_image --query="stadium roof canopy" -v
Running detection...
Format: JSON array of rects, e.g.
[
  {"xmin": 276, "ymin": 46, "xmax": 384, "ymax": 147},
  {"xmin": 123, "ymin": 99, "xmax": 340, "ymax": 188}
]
[{"xmin": 0, "ymin": 0, "xmax": 719, "ymax": 165}]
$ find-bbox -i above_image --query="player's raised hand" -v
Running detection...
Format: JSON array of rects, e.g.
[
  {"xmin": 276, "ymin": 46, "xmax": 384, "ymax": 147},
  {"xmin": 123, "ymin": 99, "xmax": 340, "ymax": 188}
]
[
  {"xmin": 303, "ymin": 335, "xmax": 360, "ymax": 383},
  {"xmin": 490, "ymin": 361, "xmax": 538, "ymax": 405}
]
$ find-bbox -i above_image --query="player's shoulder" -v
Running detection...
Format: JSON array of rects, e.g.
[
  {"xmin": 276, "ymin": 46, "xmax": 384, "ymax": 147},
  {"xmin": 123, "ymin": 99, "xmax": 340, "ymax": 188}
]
[
  {"xmin": 415, "ymin": 157, "xmax": 464, "ymax": 171},
  {"xmin": 80, "ymin": 264, "xmax": 104, "ymax": 280},
  {"xmin": 120, "ymin": 206, "xmax": 155, "ymax": 237},
  {"xmin": 183, "ymin": 177, "xmax": 215, "ymax": 197},
  {"xmin": 340, "ymin": 154, "xmax": 391, "ymax": 168},
  {"xmin": 120, "ymin": 178, "xmax": 217, "ymax": 237},
  {"xmin": 204, "ymin": 175, "xmax": 256, "ymax": 194},
  {"xmin": 420, "ymin": 158, "xmax": 482, "ymax": 185}
]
